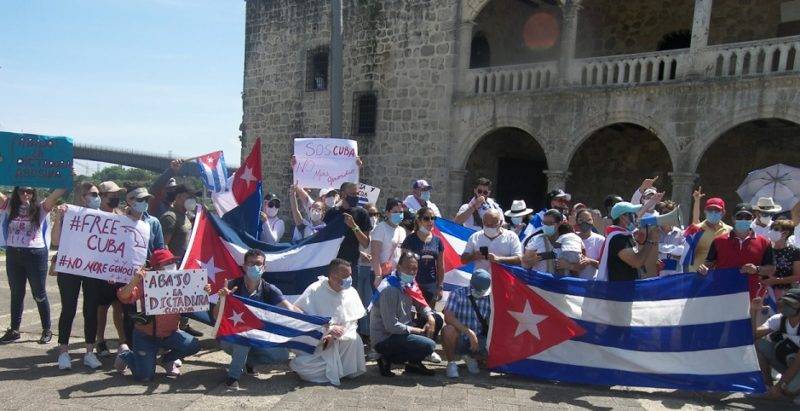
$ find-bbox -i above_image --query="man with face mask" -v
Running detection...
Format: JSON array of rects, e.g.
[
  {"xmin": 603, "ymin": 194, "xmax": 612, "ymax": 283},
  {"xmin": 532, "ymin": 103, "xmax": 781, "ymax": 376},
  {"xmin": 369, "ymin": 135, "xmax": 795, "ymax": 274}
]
[
  {"xmin": 147, "ymin": 160, "xmax": 183, "ymax": 219},
  {"xmin": 125, "ymin": 187, "xmax": 165, "ymax": 258},
  {"xmin": 319, "ymin": 188, "xmax": 339, "ymax": 209},
  {"xmin": 751, "ymin": 289, "xmax": 800, "ymax": 404},
  {"xmin": 258, "ymin": 193, "xmax": 285, "ymax": 244},
  {"xmin": 522, "ymin": 209, "xmax": 565, "ymax": 273},
  {"xmin": 574, "ymin": 209, "xmax": 604, "ymax": 279},
  {"xmin": 461, "ymin": 209, "xmax": 522, "ymax": 272},
  {"xmin": 403, "ymin": 179, "xmax": 441, "ymax": 217},
  {"xmin": 323, "ymin": 182, "xmax": 373, "ymax": 269},
  {"xmin": 529, "ymin": 190, "xmax": 572, "ymax": 236},
  {"xmin": 752, "ymin": 197, "xmax": 782, "ymax": 238},
  {"xmin": 683, "ymin": 197, "xmax": 731, "ymax": 273},
  {"xmin": 290, "ymin": 258, "xmax": 367, "ymax": 385},
  {"xmin": 442, "ymin": 268, "xmax": 491, "ymax": 378},
  {"xmin": 595, "ymin": 202, "xmax": 660, "ymax": 281},
  {"xmin": 212, "ymin": 249, "xmax": 296, "ymax": 389},
  {"xmin": 699, "ymin": 203, "xmax": 776, "ymax": 298},
  {"xmin": 454, "ymin": 177, "xmax": 505, "ymax": 230},
  {"xmin": 159, "ymin": 184, "xmax": 199, "ymax": 263},
  {"xmin": 504, "ymin": 200, "xmax": 534, "ymax": 240}
]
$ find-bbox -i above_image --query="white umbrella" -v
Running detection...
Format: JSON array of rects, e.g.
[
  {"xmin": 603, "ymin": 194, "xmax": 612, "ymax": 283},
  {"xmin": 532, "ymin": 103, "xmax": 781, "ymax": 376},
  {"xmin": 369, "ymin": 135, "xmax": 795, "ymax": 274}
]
[{"xmin": 736, "ymin": 163, "xmax": 800, "ymax": 211}]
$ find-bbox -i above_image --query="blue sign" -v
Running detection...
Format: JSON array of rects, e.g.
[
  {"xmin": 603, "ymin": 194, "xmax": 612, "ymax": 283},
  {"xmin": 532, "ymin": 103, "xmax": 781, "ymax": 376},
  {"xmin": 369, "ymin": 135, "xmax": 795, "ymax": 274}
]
[{"xmin": 0, "ymin": 132, "xmax": 74, "ymax": 189}]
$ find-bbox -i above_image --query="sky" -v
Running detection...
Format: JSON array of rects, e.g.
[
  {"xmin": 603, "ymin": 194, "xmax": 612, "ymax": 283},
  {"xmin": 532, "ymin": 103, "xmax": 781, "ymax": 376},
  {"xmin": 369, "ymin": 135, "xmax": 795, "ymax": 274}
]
[{"xmin": 0, "ymin": 0, "xmax": 246, "ymax": 168}]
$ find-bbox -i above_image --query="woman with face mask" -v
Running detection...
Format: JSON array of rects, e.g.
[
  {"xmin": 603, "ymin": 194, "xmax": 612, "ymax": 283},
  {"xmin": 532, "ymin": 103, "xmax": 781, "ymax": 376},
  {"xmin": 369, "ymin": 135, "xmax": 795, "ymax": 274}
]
[
  {"xmin": 49, "ymin": 182, "xmax": 104, "ymax": 370},
  {"xmin": 0, "ymin": 184, "xmax": 66, "ymax": 345},
  {"xmin": 289, "ymin": 185, "xmax": 326, "ymax": 241},
  {"xmin": 763, "ymin": 220, "xmax": 800, "ymax": 298},
  {"xmin": 258, "ymin": 193, "xmax": 285, "ymax": 245},
  {"xmin": 370, "ymin": 199, "xmax": 407, "ymax": 289},
  {"xmin": 400, "ymin": 207, "xmax": 446, "ymax": 307}
]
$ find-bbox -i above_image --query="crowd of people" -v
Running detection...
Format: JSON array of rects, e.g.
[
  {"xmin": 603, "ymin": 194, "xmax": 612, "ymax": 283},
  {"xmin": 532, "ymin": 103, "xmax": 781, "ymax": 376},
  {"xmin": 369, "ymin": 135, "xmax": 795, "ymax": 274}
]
[{"xmin": 1, "ymin": 161, "xmax": 800, "ymax": 403}]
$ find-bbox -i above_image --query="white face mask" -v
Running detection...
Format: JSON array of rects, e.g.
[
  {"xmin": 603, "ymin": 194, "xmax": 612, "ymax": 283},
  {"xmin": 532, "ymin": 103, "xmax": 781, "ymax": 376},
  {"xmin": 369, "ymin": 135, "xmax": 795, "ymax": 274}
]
[
  {"xmin": 325, "ymin": 197, "xmax": 337, "ymax": 208},
  {"xmin": 266, "ymin": 207, "xmax": 279, "ymax": 218},
  {"xmin": 417, "ymin": 225, "xmax": 430, "ymax": 235},
  {"xmin": 309, "ymin": 208, "xmax": 323, "ymax": 223},
  {"xmin": 483, "ymin": 226, "xmax": 499, "ymax": 237},
  {"xmin": 183, "ymin": 198, "xmax": 197, "ymax": 212},
  {"xmin": 759, "ymin": 215, "xmax": 773, "ymax": 226},
  {"xmin": 767, "ymin": 230, "xmax": 784, "ymax": 242}
]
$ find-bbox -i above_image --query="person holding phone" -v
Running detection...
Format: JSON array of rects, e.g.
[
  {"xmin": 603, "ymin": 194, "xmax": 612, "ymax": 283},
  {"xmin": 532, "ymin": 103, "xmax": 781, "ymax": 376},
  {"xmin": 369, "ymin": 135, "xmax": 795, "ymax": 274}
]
[
  {"xmin": 522, "ymin": 209, "xmax": 569, "ymax": 273},
  {"xmin": 461, "ymin": 209, "xmax": 522, "ymax": 272}
]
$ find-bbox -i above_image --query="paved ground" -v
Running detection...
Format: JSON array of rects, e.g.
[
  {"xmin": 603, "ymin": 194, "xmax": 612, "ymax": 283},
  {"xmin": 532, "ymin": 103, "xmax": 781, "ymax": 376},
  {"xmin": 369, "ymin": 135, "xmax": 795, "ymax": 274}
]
[{"xmin": 0, "ymin": 259, "xmax": 792, "ymax": 410}]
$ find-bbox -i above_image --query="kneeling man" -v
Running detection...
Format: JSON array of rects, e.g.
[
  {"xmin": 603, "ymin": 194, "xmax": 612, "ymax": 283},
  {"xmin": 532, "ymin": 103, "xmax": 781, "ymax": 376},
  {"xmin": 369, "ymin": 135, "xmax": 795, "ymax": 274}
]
[{"xmin": 442, "ymin": 268, "xmax": 491, "ymax": 378}]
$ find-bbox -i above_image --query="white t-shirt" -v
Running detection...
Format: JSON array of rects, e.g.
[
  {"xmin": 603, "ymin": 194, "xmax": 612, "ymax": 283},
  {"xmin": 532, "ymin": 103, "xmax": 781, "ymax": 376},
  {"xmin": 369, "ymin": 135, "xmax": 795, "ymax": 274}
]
[
  {"xmin": 292, "ymin": 218, "xmax": 317, "ymax": 241},
  {"xmin": 464, "ymin": 228, "xmax": 522, "ymax": 272},
  {"xmin": 370, "ymin": 221, "xmax": 406, "ymax": 265},
  {"xmin": 259, "ymin": 217, "xmax": 285, "ymax": 244},
  {"xmin": 580, "ymin": 232, "xmax": 605, "ymax": 280},
  {"xmin": 457, "ymin": 198, "xmax": 505, "ymax": 231},
  {"xmin": 1, "ymin": 203, "xmax": 48, "ymax": 249},
  {"xmin": 764, "ymin": 314, "xmax": 800, "ymax": 345},
  {"xmin": 403, "ymin": 195, "xmax": 441, "ymax": 217}
]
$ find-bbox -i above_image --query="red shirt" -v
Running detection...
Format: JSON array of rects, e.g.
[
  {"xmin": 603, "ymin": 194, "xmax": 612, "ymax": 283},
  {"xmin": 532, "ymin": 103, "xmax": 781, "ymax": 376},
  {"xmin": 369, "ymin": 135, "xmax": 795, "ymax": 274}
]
[{"xmin": 706, "ymin": 231, "xmax": 774, "ymax": 298}]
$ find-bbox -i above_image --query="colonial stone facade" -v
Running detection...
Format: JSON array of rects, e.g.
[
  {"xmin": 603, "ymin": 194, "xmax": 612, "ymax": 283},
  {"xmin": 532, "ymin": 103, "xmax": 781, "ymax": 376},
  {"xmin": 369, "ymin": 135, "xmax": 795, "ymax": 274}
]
[{"xmin": 242, "ymin": 0, "xmax": 800, "ymax": 221}]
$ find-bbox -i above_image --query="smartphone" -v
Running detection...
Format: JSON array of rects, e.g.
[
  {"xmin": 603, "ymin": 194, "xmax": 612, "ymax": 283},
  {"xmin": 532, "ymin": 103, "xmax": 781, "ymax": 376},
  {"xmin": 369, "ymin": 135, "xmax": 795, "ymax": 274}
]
[
  {"xmin": 479, "ymin": 246, "xmax": 489, "ymax": 257},
  {"xmin": 537, "ymin": 251, "xmax": 557, "ymax": 260}
]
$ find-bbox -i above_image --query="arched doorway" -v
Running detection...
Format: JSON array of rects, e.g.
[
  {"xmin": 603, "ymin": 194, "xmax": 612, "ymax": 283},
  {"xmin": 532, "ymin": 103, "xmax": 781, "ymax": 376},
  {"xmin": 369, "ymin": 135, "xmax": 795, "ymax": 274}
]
[
  {"xmin": 470, "ymin": 32, "xmax": 491, "ymax": 68},
  {"xmin": 696, "ymin": 118, "xmax": 800, "ymax": 210},
  {"xmin": 567, "ymin": 123, "xmax": 673, "ymax": 208},
  {"xmin": 463, "ymin": 128, "xmax": 548, "ymax": 211}
]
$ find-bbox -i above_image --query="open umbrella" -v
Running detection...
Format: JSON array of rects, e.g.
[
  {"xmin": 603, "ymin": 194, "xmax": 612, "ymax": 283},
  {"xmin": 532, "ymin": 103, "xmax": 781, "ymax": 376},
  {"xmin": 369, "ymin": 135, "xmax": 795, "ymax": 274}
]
[{"xmin": 736, "ymin": 163, "xmax": 800, "ymax": 211}]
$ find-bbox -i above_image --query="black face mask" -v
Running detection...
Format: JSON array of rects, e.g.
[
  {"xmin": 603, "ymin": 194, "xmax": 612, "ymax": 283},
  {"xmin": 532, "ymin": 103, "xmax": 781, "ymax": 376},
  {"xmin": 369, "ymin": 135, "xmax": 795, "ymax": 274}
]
[
  {"xmin": 165, "ymin": 191, "xmax": 178, "ymax": 203},
  {"xmin": 345, "ymin": 195, "xmax": 359, "ymax": 208},
  {"xmin": 107, "ymin": 197, "xmax": 121, "ymax": 208}
]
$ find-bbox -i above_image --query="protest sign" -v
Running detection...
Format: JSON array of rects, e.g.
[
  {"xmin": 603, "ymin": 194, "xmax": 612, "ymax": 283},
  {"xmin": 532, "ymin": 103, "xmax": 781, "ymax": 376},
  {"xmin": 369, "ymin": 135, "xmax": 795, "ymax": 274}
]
[
  {"xmin": 143, "ymin": 269, "xmax": 209, "ymax": 315},
  {"xmin": 0, "ymin": 132, "xmax": 74, "ymax": 189},
  {"xmin": 357, "ymin": 182, "xmax": 380, "ymax": 206},
  {"xmin": 293, "ymin": 138, "xmax": 359, "ymax": 189},
  {"xmin": 54, "ymin": 205, "xmax": 150, "ymax": 283}
]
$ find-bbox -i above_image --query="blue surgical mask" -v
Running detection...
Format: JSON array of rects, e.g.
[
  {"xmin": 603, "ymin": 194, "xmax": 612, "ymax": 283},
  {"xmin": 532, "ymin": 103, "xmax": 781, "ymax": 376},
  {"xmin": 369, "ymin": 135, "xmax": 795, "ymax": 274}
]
[
  {"xmin": 542, "ymin": 224, "xmax": 556, "ymax": 236},
  {"xmin": 399, "ymin": 273, "xmax": 415, "ymax": 285},
  {"xmin": 420, "ymin": 191, "xmax": 431, "ymax": 202},
  {"xmin": 246, "ymin": 265, "xmax": 263, "ymax": 280},
  {"xmin": 626, "ymin": 214, "xmax": 637, "ymax": 232},
  {"xmin": 132, "ymin": 201, "xmax": 148, "ymax": 214},
  {"xmin": 734, "ymin": 219, "xmax": 752, "ymax": 233},
  {"xmin": 86, "ymin": 196, "xmax": 101, "ymax": 210},
  {"xmin": 389, "ymin": 212, "xmax": 404, "ymax": 226},
  {"xmin": 705, "ymin": 210, "xmax": 722, "ymax": 224},
  {"xmin": 340, "ymin": 276, "xmax": 352, "ymax": 290}
]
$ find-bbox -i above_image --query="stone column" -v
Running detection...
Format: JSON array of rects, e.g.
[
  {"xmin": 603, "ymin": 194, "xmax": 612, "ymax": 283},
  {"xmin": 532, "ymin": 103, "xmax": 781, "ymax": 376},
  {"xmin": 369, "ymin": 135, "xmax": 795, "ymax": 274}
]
[
  {"xmin": 669, "ymin": 172, "xmax": 698, "ymax": 223},
  {"xmin": 446, "ymin": 168, "xmax": 469, "ymax": 217},
  {"xmin": 544, "ymin": 169, "xmax": 571, "ymax": 192},
  {"xmin": 686, "ymin": 0, "xmax": 713, "ymax": 78},
  {"xmin": 455, "ymin": 21, "xmax": 476, "ymax": 94},
  {"xmin": 558, "ymin": 0, "xmax": 581, "ymax": 86}
]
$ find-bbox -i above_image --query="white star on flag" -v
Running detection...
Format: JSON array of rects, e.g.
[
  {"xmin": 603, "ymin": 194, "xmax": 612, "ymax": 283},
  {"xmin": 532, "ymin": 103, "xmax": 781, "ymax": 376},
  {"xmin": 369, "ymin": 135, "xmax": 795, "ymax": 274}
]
[
  {"xmin": 508, "ymin": 301, "xmax": 548, "ymax": 339},
  {"xmin": 197, "ymin": 256, "xmax": 224, "ymax": 283},
  {"xmin": 239, "ymin": 165, "xmax": 257, "ymax": 186},
  {"xmin": 228, "ymin": 310, "xmax": 244, "ymax": 326}
]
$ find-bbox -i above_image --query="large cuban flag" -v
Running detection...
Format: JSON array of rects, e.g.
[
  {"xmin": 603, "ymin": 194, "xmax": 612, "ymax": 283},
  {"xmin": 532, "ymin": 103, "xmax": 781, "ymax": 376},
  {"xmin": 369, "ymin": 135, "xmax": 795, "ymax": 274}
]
[
  {"xmin": 212, "ymin": 138, "xmax": 263, "ymax": 238},
  {"xmin": 488, "ymin": 263, "xmax": 765, "ymax": 393},
  {"xmin": 215, "ymin": 294, "xmax": 329, "ymax": 354},
  {"xmin": 433, "ymin": 218, "xmax": 477, "ymax": 293}
]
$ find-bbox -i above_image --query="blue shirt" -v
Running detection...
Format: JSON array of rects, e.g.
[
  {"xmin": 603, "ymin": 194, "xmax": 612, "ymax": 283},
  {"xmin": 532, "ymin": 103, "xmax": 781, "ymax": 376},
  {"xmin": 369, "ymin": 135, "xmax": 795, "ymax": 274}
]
[
  {"xmin": 401, "ymin": 233, "xmax": 443, "ymax": 285},
  {"xmin": 141, "ymin": 211, "xmax": 165, "ymax": 257},
  {"xmin": 227, "ymin": 277, "xmax": 285, "ymax": 306},
  {"xmin": 444, "ymin": 287, "xmax": 491, "ymax": 336}
]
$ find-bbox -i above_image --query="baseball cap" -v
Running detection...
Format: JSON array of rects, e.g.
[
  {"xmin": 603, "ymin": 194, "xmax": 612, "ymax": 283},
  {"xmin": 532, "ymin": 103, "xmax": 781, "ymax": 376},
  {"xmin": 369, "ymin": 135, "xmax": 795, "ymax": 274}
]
[
  {"xmin": 610, "ymin": 201, "xmax": 643, "ymax": 219},
  {"xmin": 551, "ymin": 189, "xmax": 571, "ymax": 201},
  {"xmin": 98, "ymin": 181, "xmax": 124, "ymax": 194},
  {"xmin": 173, "ymin": 184, "xmax": 202, "ymax": 197},
  {"xmin": 470, "ymin": 269, "xmax": 491, "ymax": 298},
  {"xmin": 150, "ymin": 249, "xmax": 178, "ymax": 268},
  {"xmin": 412, "ymin": 179, "xmax": 432, "ymax": 190},
  {"xmin": 126, "ymin": 187, "xmax": 153, "ymax": 201},
  {"xmin": 733, "ymin": 203, "xmax": 754, "ymax": 217},
  {"xmin": 319, "ymin": 188, "xmax": 338, "ymax": 198},
  {"xmin": 705, "ymin": 197, "xmax": 725, "ymax": 211},
  {"xmin": 643, "ymin": 188, "xmax": 657, "ymax": 197}
]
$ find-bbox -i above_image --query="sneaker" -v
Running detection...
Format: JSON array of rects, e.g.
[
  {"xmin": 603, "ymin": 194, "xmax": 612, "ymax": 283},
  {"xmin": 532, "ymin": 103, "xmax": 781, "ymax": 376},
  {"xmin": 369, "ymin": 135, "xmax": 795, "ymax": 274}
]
[
  {"xmin": 225, "ymin": 377, "xmax": 240, "ymax": 390},
  {"xmin": 58, "ymin": 352, "xmax": 72, "ymax": 370},
  {"xmin": 95, "ymin": 341, "xmax": 111, "ymax": 357},
  {"xmin": 38, "ymin": 329, "xmax": 53, "ymax": 344},
  {"xmin": 377, "ymin": 357, "xmax": 394, "ymax": 377},
  {"xmin": 173, "ymin": 359, "xmax": 183, "ymax": 368},
  {"xmin": 84, "ymin": 352, "xmax": 102, "ymax": 369},
  {"xmin": 162, "ymin": 360, "xmax": 181, "ymax": 377},
  {"xmin": 446, "ymin": 362, "xmax": 459, "ymax": 378},
  {"xmin": 426, "ymin": 352, "xmax": 442, "ymax": 363},
  {"xmin": 464, "ymin": 356, "xmax": 480, "ymax": 374},
  {"xmin": 114, "ymin": 345, "xmax": 130, "ymax": 373},
  {"xmin": 404, "ymin": 361, "xmax": 435, "ymax": 376},
  {"xmin": 0, "ymin": 329, "xmax": 20, "ymax": 343}
]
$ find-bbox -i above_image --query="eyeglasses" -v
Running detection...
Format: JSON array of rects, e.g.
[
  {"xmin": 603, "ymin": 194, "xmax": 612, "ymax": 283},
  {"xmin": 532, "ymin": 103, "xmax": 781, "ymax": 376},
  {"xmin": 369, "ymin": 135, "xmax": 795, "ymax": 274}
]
[{"xmin": 420, "ymin": 216, "xmax": 437, "ymax": 222}]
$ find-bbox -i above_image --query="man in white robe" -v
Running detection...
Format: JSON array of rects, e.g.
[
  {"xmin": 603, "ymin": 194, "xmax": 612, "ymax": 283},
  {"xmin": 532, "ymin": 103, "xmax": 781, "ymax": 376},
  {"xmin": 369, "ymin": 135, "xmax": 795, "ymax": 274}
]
[{"xmin": 290, "ymin": 258, "xmax": 367, "ymax": 385}]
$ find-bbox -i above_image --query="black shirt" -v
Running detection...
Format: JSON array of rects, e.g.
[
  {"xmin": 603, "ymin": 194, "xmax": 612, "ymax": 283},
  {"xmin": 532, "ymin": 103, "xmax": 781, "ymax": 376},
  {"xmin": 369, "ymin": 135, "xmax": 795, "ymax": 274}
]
[
  {"xmin": 324, "ymin": 205, "xmax": 373, "ymax": 266},
  {"xmin": 774, "ymin": 245, "xmax": 800, "ymax": 289},
  {"xmin": 607, "ymin": 233, "xmax": 640, "ymax": 282}
]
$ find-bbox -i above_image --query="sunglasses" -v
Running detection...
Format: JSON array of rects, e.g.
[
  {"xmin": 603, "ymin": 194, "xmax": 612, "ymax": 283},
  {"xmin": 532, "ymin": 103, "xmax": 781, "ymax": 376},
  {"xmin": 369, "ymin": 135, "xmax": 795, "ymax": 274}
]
[
  {"xmin": 19, "ymin": 189, "xmax": 34, "ymax": 195},
  {"xmin": 267, "ymin": 200, "xmax": 280, "ymax": 208},
  {"xmin": 420, "ymin": 216, "xmax": 437, "ymax": 222}
]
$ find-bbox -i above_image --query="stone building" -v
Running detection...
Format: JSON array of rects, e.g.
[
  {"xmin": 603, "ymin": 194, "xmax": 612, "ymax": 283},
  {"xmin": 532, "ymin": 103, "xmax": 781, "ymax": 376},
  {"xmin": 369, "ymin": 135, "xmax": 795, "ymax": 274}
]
[{"xmin": 241, "ymin": 0, "xmax": 800, "ymax": 220}]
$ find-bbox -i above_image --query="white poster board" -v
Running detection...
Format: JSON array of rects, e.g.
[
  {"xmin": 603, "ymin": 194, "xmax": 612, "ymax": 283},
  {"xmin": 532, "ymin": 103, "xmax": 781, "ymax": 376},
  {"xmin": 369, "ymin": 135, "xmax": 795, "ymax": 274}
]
[
  {"xmin": 143, "ymin": 269, "xmax": 209, "ymax": 315},
  {"xmin": 358, "ymin": 182, "xmax": 381, "ymax": 206},
  {"xmin": 54, "ymin": 205, "xmax": 150, "ymax": 283},
  {"xmin": 293, "ymin": 138, "xmax": 359, "ymax": 189}
]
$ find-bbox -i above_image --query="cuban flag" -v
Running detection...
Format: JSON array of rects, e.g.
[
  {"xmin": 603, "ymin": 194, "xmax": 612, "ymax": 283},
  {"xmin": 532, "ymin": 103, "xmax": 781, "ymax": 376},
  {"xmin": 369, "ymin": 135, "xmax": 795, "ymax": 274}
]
[
  {"xmin": 215, "ymin": 294, "xmax": 329, "ymax": 354},
  {"xmin": 212, "ymin": 138, "xmax": 263, "ymax": 238},
  {"xmin": 432, "ymin": 218, "xmax": 477, "ymax": 293},
  {"xmin": 681, "ymin": 224, "xmax": 706, "ymax": 272},
  {"xmin": 368, "ymin": 274, "xmax": 429, "ymax": 311},
  {"xmin": 181, "ymin": 205, "xmax": 346, "ymax": 298},
  {"xmin": 488, "ymin": 263, "xmax": 765, "ymax": 393},
  {"xmin": 196, "ymin": 151, "xmax": 230, "ymax": 193}
]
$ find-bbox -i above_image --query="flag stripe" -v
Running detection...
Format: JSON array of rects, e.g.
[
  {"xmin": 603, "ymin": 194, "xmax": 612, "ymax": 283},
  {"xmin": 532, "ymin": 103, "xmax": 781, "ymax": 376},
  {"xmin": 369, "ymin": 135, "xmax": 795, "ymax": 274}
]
[
  {"xmin": 219, "ymin": 334, "xmax": 318, "ymax": 354},
  {"xmin": 495, "ymin": 359, "xmax": 765, "ymax": 393},
  {"xmin": 238, "ymin": 295, "xmax": 329, "ymax": 326}
]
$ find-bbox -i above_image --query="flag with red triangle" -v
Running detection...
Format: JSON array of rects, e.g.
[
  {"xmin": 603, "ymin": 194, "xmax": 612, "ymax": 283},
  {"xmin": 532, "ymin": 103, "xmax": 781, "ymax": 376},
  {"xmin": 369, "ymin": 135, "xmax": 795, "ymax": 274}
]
[{"xmin": 180, "ymin": 207, "xmax": 243, "ymax": 295}]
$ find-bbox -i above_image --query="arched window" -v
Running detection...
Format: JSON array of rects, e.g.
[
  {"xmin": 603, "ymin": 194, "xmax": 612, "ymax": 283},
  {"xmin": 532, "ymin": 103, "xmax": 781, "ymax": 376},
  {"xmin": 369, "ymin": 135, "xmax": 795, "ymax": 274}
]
[
  {"xmin": 470, "ymin": 32, "xmax": 491, "ymax": 68},
  {"xmin": 657, "ymin": 30, "xmax": 691, "ymax": 51}
]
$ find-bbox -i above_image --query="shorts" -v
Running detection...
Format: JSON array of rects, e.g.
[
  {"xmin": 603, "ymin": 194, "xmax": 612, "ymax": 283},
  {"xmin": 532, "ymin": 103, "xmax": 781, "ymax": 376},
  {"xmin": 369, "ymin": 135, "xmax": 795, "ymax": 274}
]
[
  {"xmin": 97, "ymin": 281, "xmax": 123, "ymax": 306},
  {"xmin": 756, "ymin": 338, "xmax": 800, "ymax": 392},
  {"xmin": 456, "ymin": 332, "xmax": 487, "ymax": 356}
]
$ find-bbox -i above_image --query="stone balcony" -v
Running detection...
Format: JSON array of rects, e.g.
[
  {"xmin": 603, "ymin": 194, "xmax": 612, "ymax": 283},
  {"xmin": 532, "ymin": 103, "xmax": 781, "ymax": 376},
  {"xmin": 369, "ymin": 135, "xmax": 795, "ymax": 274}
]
[{"xmin": 462, "ymin": 35, "xmax": 800, "ymax": 95}]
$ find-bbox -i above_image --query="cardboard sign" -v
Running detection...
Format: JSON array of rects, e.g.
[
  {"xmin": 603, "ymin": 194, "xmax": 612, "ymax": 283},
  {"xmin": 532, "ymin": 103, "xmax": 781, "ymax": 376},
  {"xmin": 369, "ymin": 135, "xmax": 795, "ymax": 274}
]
[
  {"xmin": 55, "ymin": 205, "xmax": 150, "ymax": 283},
  {"xmin": 143, "ymin": 269, "xmax": 209, "ymax": 315},
  {"xmin": 358, "ymin": 182, "xmax": 381, "ymax": 206},
  {"xmin": 293, "ymin": 138, "xmax": 359, "ymax": 189},
  {"xmin": 0, "ymin": 132, "xmax": 73, "ymax": 189}
]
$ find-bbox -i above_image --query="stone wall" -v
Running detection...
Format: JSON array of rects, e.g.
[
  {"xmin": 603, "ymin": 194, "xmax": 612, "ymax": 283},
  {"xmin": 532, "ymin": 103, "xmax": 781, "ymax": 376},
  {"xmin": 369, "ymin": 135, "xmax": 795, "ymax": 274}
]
[
  {"xmin": 473, "ymin": 0, "xmax": 562, "ymax": 66},
  {"xmin": 709, "ymin": 0, "xmax": 783, "ymax": 45}
]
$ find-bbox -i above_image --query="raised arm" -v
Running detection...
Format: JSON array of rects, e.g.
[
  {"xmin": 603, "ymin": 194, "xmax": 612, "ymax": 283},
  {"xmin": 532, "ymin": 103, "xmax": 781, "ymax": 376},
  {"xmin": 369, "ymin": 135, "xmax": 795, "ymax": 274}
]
[
  {"xmin": 691, "ymin": 186, "xmax": 704, "ymax": 225},
  {"xmin": 42, "ymin": 188, "xmax": 67, "ymax": 212},
  {"xmin": 288, "ymin": 185, "xmax": 304, "ymax": 226}
]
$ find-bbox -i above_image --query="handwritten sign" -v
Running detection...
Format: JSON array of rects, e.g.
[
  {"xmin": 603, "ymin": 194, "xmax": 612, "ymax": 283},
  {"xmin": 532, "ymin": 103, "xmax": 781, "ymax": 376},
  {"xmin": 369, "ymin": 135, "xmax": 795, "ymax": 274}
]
[
  {"xmin": 293, "ymin": 138, "xmax": 359, "ymax": 189},
  {"xmin": 0, "ymin": 132, "xmax": 73, "ymax": 189},
  {"xmin": 358, "ymin": 182, "xmax": 381, "ymax": 206},
  {"xmin": 143, "ymin": 269, "xmax": 209, "ymax": 315},
  {"xmin": 55, "ymin": 205, "xmax": 150, "ymax": 283}
]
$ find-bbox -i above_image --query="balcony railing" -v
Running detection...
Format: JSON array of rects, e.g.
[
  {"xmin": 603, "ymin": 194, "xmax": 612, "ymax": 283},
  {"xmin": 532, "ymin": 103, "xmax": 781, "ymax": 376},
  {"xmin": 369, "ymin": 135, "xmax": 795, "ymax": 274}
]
[{"xmin": 462, "ymin": 35, "xmax": 800, "ymax": 95}]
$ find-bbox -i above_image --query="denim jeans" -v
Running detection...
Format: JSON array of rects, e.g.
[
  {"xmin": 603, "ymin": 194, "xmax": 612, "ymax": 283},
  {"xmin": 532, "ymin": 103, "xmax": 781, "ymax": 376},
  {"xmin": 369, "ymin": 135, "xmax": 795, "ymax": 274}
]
[
  {"xmin": 119, "ymin": 329, "xmax": 200, "ymax": 381},
  {"xmin": 353, "ymin": 265, "xmax": 374, "ymax": 335},
  {"xmin": 57, "ymin": 273, "xmax": 99, "ymax": 345},
  {"xmin": 5, "ymin": 247, "xmax": 50, "ymax": 330},
  {"xmin": 374, "ymin": 333, "xmax": 435, "ymax": 364},
  {"xmin": 220, "ymin": 340, "xmax": 289, "ymax": 379}
]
